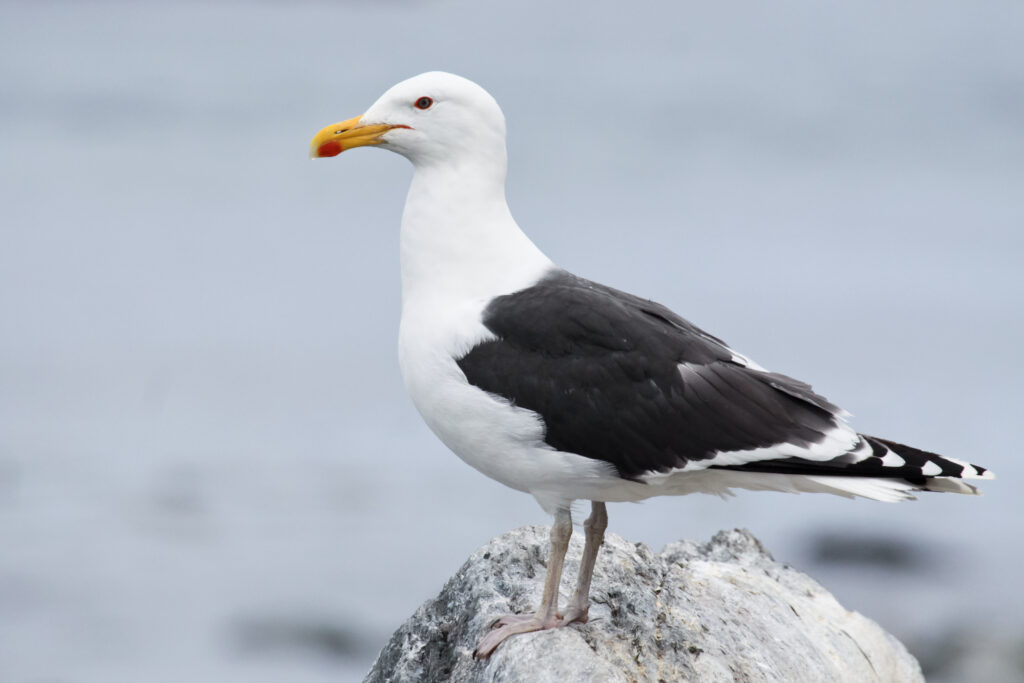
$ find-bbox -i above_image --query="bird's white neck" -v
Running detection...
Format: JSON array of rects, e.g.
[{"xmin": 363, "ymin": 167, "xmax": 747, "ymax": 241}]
[{"xmin": 399, "ymin": 159, "xmax": 553, "ymax": 307}]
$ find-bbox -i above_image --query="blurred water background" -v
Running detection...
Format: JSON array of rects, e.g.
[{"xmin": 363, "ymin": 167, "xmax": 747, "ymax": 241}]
[{"xmin": 2, "ymin": 1, "xmax": 1022, "ymax": 681}]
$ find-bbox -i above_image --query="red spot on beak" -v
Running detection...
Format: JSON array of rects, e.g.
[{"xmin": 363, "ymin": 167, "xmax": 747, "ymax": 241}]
[{"xmin": 317, "ymin": 141, "xmax": 342, "ymax": 157}]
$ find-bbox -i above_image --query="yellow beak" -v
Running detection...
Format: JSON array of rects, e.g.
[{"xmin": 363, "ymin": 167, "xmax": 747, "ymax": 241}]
[{"xmin": 309, "ymin": 115, "xmax": 405, "ymax": 158}]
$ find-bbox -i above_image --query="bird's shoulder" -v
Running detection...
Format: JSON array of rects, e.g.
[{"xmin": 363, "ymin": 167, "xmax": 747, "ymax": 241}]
[{"xmin": 477, "ymin": 268, "xmax": 732, "ymax": 365}]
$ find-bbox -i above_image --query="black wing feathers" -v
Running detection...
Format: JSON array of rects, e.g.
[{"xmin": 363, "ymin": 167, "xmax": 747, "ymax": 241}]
[{"xmin": 456, "ymin": 270, "xmax": 841, "ymax": 479}]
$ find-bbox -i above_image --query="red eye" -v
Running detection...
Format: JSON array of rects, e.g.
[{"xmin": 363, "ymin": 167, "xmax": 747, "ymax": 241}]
[{"xmin": 414, "ymin": 96, "xmax": 433, "ymax": 110}]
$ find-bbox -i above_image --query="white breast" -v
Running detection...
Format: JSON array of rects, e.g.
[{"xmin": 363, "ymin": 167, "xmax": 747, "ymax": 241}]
[
  {"xmin": 398, "ymin": 293, "xmax": 634, "ymax": 514},
  {"xmin": 397, "ymin": 296, "xmax": 536, "ymax": 487}
]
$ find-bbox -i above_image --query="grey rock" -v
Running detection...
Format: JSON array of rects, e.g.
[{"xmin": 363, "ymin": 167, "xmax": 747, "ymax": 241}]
[{"xmin": 365, "ymin": 527, "xmax": 923, "ymax": 683}]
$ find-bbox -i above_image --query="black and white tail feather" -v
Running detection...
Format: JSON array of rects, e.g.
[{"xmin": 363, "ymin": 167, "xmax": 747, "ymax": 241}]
[
  {"xmin": 712, "ymin": 432, "xmax": 993, "ymax": 502},
  {"xmin": 700, "ymin": 353, "xmax": 993, "ymax": 502}
]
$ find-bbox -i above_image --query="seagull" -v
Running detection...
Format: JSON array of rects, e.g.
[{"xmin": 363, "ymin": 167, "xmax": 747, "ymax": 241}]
[{"xmin": 309, "ymin": 71, "xmax": 993, "ymax": 658}]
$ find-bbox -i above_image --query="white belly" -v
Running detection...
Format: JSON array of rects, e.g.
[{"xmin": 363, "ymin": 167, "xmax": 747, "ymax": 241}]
[{"xmin": 397, "ymin": 300, "xmax": 627, "ymax": 513}]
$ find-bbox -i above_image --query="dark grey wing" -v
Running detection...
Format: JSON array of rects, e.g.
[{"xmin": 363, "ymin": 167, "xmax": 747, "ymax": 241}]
[{"xmin": 456, "ymin": 270, "xmax": 845, "ymax": 479}]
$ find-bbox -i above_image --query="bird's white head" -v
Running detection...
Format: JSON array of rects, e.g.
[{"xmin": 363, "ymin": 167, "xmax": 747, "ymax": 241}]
[{"xmin": 309, "ymin": 72, "xmax": 506, "ymax": 169}]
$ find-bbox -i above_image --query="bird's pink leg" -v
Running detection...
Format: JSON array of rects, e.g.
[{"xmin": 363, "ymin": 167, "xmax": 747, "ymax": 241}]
[
  {"xmin": 475, "ymin": 508, "xmax": 573, "ymax": 658},
  {"xmin": 559, "ymin": 501, "xmax": 607, "ymax": 624}
]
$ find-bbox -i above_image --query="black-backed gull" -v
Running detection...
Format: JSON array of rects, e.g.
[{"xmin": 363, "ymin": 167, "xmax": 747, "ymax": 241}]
[{"xmin": 309, "ymin": 71, "xmax": 992, "ymax": 657}]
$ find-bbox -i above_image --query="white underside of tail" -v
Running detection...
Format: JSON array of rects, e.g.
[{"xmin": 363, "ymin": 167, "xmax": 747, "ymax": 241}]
[{"xmin": 626, "ymin": 469, "xmax": 981, "ymax": 503}]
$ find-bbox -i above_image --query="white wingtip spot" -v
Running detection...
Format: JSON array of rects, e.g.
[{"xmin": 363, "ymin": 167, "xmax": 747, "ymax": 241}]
[
  {"xmin": 921, "ymin": 460, "xmax": 943, "ymax": 477},
  {"xmin": 943, "ymin": 456, "xmax": 995, "ymax": 480},
  {"xmin": 879, "ymin": 450, "xmax": 906, "ymax": 468}
]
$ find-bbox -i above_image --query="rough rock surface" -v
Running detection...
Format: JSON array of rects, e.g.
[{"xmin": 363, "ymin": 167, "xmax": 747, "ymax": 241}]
[{"xmin": 365, "ymin": 527, "xmax": 923, "ymax": 682}]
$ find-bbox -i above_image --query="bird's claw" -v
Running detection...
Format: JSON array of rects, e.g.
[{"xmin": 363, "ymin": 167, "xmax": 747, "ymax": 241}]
[{"xmin": 475, "ymin": 611, "xmax": 564, "ymax": 658}]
